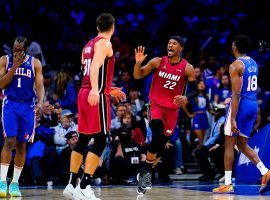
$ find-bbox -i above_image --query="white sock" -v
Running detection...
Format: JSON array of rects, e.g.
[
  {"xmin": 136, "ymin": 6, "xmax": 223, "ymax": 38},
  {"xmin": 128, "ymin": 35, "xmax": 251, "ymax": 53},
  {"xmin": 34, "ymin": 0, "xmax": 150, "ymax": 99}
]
[
  {"xmin": 224, "ymin": 171, "xmax": 232, "ymax": 185},
  {"xmin": 256, "ymin": 162, "xmax": 268, "ymax": 175},
  {"xmin": 0, "ymin": 164, "xmax": 9, "ymax": 182},
  {"xmin": 12, "ymin": 165, "xmax": 23, "ymax": 183}
]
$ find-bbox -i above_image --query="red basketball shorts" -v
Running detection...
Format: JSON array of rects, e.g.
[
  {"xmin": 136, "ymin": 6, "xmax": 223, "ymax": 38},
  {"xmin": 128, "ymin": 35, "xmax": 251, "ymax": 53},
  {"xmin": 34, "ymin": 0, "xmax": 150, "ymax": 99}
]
[
  {"xmin": 149, "ymin": 101, "xmax": 179, "ymax": 136},
  {"xmin": 77, "ymin": 88, "xmax": 111, "ymax": 135}
]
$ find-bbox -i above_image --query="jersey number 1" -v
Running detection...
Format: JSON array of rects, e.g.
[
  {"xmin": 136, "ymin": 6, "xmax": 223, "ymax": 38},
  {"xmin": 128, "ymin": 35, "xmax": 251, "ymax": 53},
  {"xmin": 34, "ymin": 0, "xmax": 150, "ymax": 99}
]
[{"xmin": 17, "ymin": 78, "xmax": 21, "ymax": 88}]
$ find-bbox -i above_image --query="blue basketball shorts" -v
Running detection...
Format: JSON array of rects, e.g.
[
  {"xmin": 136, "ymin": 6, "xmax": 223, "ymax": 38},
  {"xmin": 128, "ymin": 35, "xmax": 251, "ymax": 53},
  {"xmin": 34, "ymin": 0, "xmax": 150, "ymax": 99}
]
[
  {"xmin": 224, "ymin": 99, "xmax": 257, "ymax": 138},
  {"xmin": 2, "ymin": 98, "xmax": 35, "ymax": 142}
]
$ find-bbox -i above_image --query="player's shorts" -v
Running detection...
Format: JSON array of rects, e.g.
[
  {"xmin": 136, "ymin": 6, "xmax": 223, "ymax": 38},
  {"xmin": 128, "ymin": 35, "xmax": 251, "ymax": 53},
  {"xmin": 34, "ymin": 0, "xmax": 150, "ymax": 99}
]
[
  {"xmin": 224, "ymin": 98, "xmax": 257, "ymax": 138},
  {"xmin": 2, "ymin": 98, "xmax": 35, "ymax": 142},
  {"xmin": 77, "ymin": 88, "xmax": 111, "ymax": 135},
  {"xmin": 149, "ymin": 101, "xmax": 178, "ymax": 136},
  {"xmin": 191, "ymin": 112, "xmax": 209, "ymax": 130}
]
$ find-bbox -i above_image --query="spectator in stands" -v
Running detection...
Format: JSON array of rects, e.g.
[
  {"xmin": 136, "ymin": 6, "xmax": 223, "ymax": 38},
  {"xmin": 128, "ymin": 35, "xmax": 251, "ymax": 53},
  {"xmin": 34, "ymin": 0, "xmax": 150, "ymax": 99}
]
[
  {"xmin": 26, "ymin": 37, "xmax": 47, "ymax": 67},
  {"xmin": 110, "ymin": 111, "xmax": 145, "ymax": 184},
  {"xmin": 194, "ymin": 104, "xmax": 226, "ymax": 182},
  {"xmin": 46, "ymin": 109, "xmax": 78, "ymax": 185},
  {"xmin": 171, "ymin": 125, "xmax": 184, "ymax": 175},
  {"xmin": 117, "ymin": 70, "xmax": 133, "ymax": 95},
  {"xmin": 61, "ymin": 131, "xmax": 80, "ymax": 184},
  {"xmin": 26, "ymin": 102, "xmax": 57, "ymax": 185},
  {"xmin": 194, "ymin": 66, "xmax": 202, "ymax": 81},
  {"xmin": 214, "ymin": 74, "xmax": 231, "ymax": 105},
  {"xmin": 52, "ymin": 71, "xmax": 77, "ymax": 113},
  {"xmin": 43, "ymin": 73, "xmax": 53, "ymax": 101},
  {"xmin": 53, "ymin": 109, "xmax": 78, "ymax": 154},
  {"xmin": 137, "ymin": 104, "xmax": 150, "ymax": 140},
  {"xmin": 112, "ymin": 35, "xmax": 130, "ymax": 64},
  {"xmin": 111, "ymin": 104, "xmax": 127, "ymax": 130},
  {"xmin": 183, "ymin": 80, "xmax": 214, "ymax": 145},
  {"xmin": 39, "ymin": 101, "xmax": 58, "ymax": 127},
  {"xmin": 127, "ymin": 87, "xmax": 144, "ymax": 115}
]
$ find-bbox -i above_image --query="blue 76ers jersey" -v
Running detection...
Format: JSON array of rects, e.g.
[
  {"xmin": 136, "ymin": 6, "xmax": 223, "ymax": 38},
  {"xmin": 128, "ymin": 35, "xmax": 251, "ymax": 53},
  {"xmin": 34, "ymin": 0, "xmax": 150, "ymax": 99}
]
[
  {"xmin": 3, "ymin": 55, "xmax": 36, "ymax": 101},
  {"xmin": 237, "ymin": 56, "xmax": 258, "ymax": 101}
]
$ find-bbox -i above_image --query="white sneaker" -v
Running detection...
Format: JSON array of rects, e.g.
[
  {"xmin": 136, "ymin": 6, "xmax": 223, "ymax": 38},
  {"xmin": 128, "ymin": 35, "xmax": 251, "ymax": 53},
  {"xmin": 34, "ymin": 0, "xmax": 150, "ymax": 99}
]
[
  {"xmin": 174, "ymin": 168, "xmax": 183, "ymax": 175},
  {"xmin": 63, "ymin": 184, "xmax": 75, "ymax": 199},
  {"xmin": 73, "ymin": 185, "xmax": 101, "ymax": 200}
]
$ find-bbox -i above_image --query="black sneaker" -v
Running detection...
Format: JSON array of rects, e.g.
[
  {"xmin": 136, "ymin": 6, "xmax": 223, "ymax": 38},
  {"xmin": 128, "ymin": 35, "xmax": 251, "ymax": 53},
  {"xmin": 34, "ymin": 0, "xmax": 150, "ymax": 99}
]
[
  {"xmin": 142, "ymin": 171, "xmax": 152, "ymax": 190},
  {"xmin": 136, "ymin": 173, "xmax": 146, "ymax": 195}
]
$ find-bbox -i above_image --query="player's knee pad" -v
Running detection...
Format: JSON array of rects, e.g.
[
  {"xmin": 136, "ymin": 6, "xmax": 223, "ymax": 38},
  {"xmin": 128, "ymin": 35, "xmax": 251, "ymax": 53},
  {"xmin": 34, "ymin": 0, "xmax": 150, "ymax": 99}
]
[
  {"xmin": 149, "ymin": 119, "xmax": 164, "ymax": 135},
  {"xmin": 73, "ymin": 133, "xmax": 90, "ymax": 154},
  {"xmin": 88, "ymin": 133, "xmax": 106, "ymax": 157}
]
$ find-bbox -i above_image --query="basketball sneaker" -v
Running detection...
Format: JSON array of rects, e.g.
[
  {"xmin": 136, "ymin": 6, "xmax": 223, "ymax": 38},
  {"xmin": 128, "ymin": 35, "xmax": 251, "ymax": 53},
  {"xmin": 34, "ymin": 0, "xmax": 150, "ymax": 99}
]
[
  {"xmin": 0, "ymin": 181, "xmax": 7, "ymax": 197},
  {"xmin": 137, "ymin": 171, "xmax": 152, "ymax": 193},
  {"xmin": 73, "ymin": 184, "xmax": 100, "ymax": 200},
  {"xmin": 259, "ymin": 170, "xmax": 270, "ymax": 194},
  {"xmin": 9, "ymin": 182, "xmax": 22, "ymax": 197},
  {"xmin": 136, "ymin": 173, "xmax": 146, "ymax": 195},
  {"xmin": 212, "ymin": 184, "xmax": 234, "ymax": 194},
  {"xmin": 63, "ymin": 183, "xmax": 75, "ymax": 199}
]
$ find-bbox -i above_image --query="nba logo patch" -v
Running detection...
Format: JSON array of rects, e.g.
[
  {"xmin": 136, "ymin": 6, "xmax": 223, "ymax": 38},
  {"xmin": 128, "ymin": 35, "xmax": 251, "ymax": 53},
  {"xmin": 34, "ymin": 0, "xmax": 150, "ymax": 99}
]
[{"xmin": 24, "ymin": 133, "xmax": 29, "ymax": 140}]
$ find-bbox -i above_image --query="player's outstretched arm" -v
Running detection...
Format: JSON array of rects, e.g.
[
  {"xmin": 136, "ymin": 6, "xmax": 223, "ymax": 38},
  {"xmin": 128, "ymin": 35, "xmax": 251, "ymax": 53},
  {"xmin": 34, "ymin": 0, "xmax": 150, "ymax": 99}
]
[{"xmin": 133, "ymin": 46, "xmax": 159, "ymax": 79}]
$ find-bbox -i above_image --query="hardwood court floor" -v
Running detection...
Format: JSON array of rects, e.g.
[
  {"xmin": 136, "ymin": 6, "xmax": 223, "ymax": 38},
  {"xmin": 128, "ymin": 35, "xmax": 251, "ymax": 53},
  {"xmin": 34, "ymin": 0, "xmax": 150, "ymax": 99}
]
[{"xmin": 3, "ymin": 182, "xmax": 270, "ymax": 200}]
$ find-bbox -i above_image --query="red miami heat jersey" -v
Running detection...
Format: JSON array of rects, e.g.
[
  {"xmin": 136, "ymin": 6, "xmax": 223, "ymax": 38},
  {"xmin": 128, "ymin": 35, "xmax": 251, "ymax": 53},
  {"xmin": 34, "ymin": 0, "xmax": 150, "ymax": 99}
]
[
  {"xmin": 81, "ymin": 36, "xmax": 115, "ymax": 95},
  {"xmin": 149, "ymin": 56, "xmax": 187, "ymax": 109}
]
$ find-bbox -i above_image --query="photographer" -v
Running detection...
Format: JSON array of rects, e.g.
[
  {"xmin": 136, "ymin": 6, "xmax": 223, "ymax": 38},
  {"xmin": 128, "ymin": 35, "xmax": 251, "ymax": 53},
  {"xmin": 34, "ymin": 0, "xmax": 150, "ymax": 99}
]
[{"xmin": 110, "ymin": 112, "xmax": 145, "ymax": 184}]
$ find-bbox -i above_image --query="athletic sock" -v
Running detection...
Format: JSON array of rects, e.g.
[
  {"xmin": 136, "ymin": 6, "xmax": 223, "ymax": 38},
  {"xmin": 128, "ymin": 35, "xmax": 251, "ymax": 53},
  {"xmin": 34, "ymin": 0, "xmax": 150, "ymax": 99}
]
[
  {"xmin": 12, "ymin": 165, "xmax": 23, "ymax": 183},
  {"xmin": 69, "ymin": 172, "xmax": 78, "ymax": 188},
  {"xmin": 80, "ymin": 173, "xmax": 92, "ymax": 189},
  {"xmin": 224, "ymin": 171, "xmax": 232, "ymax": 185},
  {"xmin": 0, "ymin": 164, "xmax": 9, "ymax": 182},
  {"xmin": 256, "ymin": 162, "xmax": 268, "ymax": 175}
]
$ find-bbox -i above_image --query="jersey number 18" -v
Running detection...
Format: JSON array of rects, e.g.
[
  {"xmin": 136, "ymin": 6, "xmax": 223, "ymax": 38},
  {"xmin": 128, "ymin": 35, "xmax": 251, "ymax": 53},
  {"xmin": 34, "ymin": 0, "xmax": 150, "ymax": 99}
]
[{"xmin": 247, "ymin": 75, "xmax": 257, "ymax": 91}]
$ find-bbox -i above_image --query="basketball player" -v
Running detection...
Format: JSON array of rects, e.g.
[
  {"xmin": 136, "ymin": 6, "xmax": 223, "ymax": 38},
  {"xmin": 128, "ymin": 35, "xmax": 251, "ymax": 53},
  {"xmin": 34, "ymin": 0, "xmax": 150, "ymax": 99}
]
[
  {"xmin": 63, "ymin": 13, "xmax": 126, "ymax": 200},
  {"xmin": 133, "ymin": 36, "xmax": 197, "ymax": 194},
  {"xmin": 213, "ymin": 35, "xmax": 270, "ymax": 194},
  {"xmin": 0, "ymin": 36, "xmax": 44, "ymax": 197}
]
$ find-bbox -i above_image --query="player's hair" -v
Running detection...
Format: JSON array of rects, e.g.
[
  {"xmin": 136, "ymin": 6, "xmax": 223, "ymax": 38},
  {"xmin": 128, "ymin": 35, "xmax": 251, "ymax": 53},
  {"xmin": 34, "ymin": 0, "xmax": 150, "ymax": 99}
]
[
  {"xmin": 96, "ymin": 13, "xmax": 115, "ymax": 32},
  {"xmin": 234, "ymin": 35, "xmax": 251, "ymax": 54},
  {"xmin": 14, "ymin": 36, "xmax": 29, "ymax": 48}
]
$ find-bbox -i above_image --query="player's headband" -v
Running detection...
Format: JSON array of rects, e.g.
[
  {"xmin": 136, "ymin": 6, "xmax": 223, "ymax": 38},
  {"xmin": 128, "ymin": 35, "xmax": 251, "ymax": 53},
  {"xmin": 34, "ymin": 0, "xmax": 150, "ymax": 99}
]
[{"xmin": 170, "ymin": 36, "xmax": 185, "ymax": 47}]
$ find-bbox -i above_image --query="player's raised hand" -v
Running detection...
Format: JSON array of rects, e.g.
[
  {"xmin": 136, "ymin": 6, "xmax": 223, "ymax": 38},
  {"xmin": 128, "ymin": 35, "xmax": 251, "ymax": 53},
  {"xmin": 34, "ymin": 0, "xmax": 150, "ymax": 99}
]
[
  {"xmin": 173, "ymin": 95, "xmax": 188, "ymax": 107},
  {"xmin": 110, "ymin": 87, "xmax": 126, "ymax": 103},
  {"xmin": 13, "ymin": 51, "xmax": 26, "ymax": 68},
  {"xmin": 135, "ymin": 46, "xmax": 147, "ymax": 63},
  {"xmin": 88, "ymin": 89, "xmax": 100, "ymax": 106}
]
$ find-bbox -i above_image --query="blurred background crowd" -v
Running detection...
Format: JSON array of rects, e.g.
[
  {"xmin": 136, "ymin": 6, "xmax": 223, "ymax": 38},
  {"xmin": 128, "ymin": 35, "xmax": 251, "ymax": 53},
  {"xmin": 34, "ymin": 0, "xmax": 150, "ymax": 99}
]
[{"xmin": 0, "ymin": 0, "xmax": 270, "ymax": 187}]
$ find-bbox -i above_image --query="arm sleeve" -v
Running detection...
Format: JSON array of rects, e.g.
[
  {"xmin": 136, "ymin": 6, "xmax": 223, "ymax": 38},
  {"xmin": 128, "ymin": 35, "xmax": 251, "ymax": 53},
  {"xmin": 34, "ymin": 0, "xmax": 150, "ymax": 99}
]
[{"xmin": 186, "ymin": 81, "xmax": 197, "ymax": 100}]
